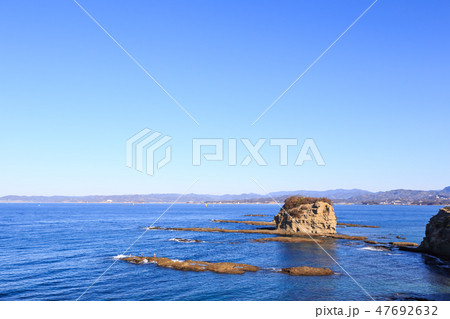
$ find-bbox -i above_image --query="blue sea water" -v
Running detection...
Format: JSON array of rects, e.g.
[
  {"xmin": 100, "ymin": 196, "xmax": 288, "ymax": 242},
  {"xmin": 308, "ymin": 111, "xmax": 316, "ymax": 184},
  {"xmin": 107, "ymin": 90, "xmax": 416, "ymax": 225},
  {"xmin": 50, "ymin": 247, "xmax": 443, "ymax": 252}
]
[{"xmin": 0, "ymin": 203, "xmax": 449, "ymax": 301}]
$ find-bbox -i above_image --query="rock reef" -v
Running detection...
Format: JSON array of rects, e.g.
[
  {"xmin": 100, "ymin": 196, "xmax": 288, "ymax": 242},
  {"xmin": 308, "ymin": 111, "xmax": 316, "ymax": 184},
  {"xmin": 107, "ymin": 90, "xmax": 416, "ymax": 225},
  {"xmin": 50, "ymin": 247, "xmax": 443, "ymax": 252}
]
[
  {"xmin": 212, "ymin": 219, "xmax": 275, "ymax": 226},
  {"xmin": 274, "ymin": 197, "xmax": 337, "ymax": 235},
  {"xmin": 149, "ymin": 226, "xmax": 367, "ymax": 241},
  {"xmin": 280, "ymin": 266, "xmax": 334, "ymax": 276},
  {"xmin": 254, "ymin": 236, "xmax": 321, "ymax": 243},
  {"xmin": 120, "ymin": 256, "xmax": 259, "ymax": 274},
  {"xmin": 119, "ymin": 256, "xmax": 335, "ymax": 276},
  {"xmin": 327, "ymin": 234, "xmax": 368, "ymax": 241},
  {"xmin": 149, "ymin": 226, "xmax": 283, "ymax": 235},
  {"xmin": 390, "ymin": 242, "xmax": 418, "ymax": 248},
  {"xmin": 417, "ymin": 206, "xmax": 450, "ymax": 259}
]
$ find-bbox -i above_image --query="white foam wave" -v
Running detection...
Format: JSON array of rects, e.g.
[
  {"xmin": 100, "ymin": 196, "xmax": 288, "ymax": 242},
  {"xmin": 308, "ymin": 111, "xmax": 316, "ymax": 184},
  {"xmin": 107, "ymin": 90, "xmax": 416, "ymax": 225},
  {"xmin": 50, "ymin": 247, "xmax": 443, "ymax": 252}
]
[
  {"xmin": 360, "ymin": 247, "xmax": 387, "ymax": 252},
  {"xmin": 113, "ymin": 254, "xmax": 132, "ymax": 260}
]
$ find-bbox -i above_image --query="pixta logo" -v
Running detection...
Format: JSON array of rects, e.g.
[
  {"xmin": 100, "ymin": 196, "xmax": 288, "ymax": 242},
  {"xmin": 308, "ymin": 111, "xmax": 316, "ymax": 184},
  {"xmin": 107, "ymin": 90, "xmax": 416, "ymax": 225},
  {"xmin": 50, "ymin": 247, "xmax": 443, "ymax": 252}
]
[
  {"xmin": 192, "ymin": 138, "xmax": 325, "ymax": 166},
  {"xmin": 126, "ymin": 130, "xmax": 325, "ymax": 176},
  {"xmin": 126, "ymin": 128, "xmax": 172, "ymax": 176}
]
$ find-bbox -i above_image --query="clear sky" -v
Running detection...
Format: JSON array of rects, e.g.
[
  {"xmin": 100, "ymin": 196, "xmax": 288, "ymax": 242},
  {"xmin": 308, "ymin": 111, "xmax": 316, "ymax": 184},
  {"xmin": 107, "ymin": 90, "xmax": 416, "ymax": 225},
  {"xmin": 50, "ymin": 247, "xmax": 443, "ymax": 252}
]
[{"xmin": 0, "ymin": 0, "xmax": 449, "ymax": 196}]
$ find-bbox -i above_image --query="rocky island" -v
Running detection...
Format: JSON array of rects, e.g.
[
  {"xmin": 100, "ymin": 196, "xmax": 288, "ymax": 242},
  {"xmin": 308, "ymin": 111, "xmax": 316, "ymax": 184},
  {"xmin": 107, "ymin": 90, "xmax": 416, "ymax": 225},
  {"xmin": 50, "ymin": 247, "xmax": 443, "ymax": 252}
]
[{"xmin": 274, "ymin": 196, "xmax": 337, "ymax": 235}]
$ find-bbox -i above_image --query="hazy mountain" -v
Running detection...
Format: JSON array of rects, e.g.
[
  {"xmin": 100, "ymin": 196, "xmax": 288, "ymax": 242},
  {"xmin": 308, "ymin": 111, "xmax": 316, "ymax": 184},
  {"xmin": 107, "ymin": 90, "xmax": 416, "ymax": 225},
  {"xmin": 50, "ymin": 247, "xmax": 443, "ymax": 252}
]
[
  {"xmin": 347, "ymin": 187, "xmax": 450, "ymax": 205},
  {"xmin": 269, "ymin": 189, "xmax": 372, "ymax": 200},
  {"xmin": 1, "ymin": 187, "xmax": 449, "ymax": 205}
]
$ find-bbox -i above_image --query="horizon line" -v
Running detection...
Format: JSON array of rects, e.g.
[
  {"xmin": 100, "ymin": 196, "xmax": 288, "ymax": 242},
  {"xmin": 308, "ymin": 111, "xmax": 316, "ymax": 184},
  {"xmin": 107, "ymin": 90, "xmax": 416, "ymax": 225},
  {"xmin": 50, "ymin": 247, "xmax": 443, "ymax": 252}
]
[{"xmin": 1, "ymin": 185, "xmax": 449, "ymax": 198}]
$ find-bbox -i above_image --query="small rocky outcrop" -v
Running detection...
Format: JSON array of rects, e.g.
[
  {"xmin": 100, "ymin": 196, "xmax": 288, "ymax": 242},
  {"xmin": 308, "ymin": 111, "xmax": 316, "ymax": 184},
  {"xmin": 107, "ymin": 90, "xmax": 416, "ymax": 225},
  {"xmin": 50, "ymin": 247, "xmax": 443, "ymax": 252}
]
[
  {"xmin": 328, "ymin": 234, "xmax": 368, "ymax": 240},
  {"xmin": 280, "ymin": 266, "xmax": 334, "ymax": 276},
  {"xmin": 390, "ymin": 242, "xmax": 418, "ymax": 247},
  {"xmin": 274, "ymin": 196, "xmax": 337, "ymax": 235},
  {"xmin": 417, "ymin": 207, "xmax": 450, "ymax": 259}
]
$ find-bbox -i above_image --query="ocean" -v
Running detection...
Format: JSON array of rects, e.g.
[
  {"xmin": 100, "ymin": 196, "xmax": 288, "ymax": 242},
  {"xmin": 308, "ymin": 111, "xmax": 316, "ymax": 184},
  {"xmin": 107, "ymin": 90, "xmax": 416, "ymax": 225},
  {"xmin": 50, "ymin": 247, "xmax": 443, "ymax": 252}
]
[{"xmin": 0, "ymin": 203, "xmax": 448, "ymax": 301}]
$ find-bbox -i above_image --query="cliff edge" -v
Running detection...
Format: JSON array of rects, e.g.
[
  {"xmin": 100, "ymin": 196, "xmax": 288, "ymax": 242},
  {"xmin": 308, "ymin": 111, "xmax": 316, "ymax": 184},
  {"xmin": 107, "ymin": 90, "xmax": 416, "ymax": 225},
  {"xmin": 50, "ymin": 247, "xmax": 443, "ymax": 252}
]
[{"xmin": 417, "ymin": 206, "xmax": 450, "ymax": 259}]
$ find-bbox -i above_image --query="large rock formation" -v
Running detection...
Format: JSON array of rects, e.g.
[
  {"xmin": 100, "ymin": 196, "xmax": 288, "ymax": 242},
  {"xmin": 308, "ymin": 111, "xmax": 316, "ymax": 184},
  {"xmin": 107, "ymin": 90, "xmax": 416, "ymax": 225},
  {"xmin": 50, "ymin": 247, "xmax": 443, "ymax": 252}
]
[
  {"xmin": 274, "ymin": 196, "xmax": 336, "ymax": 235},
  {"xmin": 417, "ymin": 206, "xmax": 450, "ymax": 259}
]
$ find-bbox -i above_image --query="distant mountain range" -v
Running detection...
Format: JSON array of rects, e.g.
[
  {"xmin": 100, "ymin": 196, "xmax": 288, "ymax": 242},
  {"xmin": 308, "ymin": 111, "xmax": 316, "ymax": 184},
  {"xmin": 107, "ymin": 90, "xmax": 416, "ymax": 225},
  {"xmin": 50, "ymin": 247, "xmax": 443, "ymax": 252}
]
[
  {"xmin": 268, "ymin": 189, "xmax": 372, "ymax": 200},
  {"xmin": 1, "ymin": 187, "xmax": 449, "ymax": 205},
  {"xmin": 344, "ymin": 186, "xmax": 450, "ymax": 205}
]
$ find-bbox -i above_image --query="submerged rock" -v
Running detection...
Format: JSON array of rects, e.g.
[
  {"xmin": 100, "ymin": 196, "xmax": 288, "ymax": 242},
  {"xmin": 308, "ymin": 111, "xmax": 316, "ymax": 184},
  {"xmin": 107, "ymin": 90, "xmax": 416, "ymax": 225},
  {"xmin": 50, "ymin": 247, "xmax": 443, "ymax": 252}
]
[
  {"xmin": 254, "ymin": 236, "xmax": 321, "ymax": 243},
  {"xmin": 280, "ymin": 266, "xmax": 334, "ymax": 276},
  {"xmin": 391, "ymin": 293, "xmax": 431, "ymax": 301},
  {"xmin": 274, "ymin": 197, "xmax": 337, "ymax": 235},
  {"xmin": 170, "ymin": 238, "xmax": 202, "ymax": 243},
  {"xmin": 417, "ymin": 207, "xmax": 450, "ymax": 259},
  {"xmin": 244, "ymin": 214, "xmax": 270, "ymax": 217},
  {"xmin": 338, "ymin": 222, "xmax": 380, "ymax": 228}
]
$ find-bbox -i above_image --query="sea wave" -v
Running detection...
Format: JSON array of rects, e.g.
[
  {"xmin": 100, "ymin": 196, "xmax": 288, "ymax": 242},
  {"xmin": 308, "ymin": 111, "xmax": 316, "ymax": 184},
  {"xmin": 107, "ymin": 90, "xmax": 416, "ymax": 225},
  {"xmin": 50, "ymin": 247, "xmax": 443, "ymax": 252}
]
[
  {"xmin": 360, "ymin": 246, "xmax": 388, "ymax": 252},
  {"xmin": 113, "ymin": 254, "xmax": 132, "ymax": 260},
  {"xmin": 265, "ymin": 267, "xmax": 282, "ymax": 272}
]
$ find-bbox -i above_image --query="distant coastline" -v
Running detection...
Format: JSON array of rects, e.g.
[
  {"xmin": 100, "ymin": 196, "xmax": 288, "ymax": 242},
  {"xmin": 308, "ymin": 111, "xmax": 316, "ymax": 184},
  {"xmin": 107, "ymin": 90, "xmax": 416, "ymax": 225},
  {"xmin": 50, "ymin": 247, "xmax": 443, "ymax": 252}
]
[
  {"xmin": 0, "ymin": 202, "xmax": 445, "ymax": 206},
  {"xmin": 1, "ymin": 186, "xmax": 449, "ymax": 206}
]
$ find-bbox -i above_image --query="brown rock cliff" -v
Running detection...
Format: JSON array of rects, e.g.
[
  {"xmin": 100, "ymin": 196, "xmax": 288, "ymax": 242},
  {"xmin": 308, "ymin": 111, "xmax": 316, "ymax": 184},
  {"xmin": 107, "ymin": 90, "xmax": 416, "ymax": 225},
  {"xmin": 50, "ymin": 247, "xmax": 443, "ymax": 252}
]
[{"xmin": 274, "ymin": 197, "xmax": 337, "ymax": 235}]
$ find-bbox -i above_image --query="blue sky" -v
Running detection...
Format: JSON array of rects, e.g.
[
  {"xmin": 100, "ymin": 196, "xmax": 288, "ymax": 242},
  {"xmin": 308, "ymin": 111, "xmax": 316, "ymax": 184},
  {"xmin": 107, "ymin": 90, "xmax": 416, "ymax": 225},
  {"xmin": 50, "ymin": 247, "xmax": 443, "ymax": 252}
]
[{"xmin": 0, "ymin": 0, "xmax": 449, "ymax": 196}]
